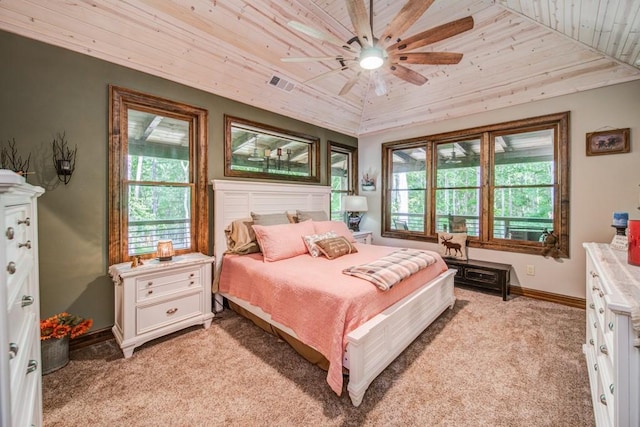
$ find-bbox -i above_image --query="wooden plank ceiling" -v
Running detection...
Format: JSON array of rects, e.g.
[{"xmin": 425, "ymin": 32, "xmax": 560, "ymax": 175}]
[{"xmin": 1, "ymin": 0, "xmax": 639, "ymax": 137}]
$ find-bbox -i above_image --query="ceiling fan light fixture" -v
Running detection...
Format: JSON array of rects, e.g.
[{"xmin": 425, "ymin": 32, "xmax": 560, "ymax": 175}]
[{"xmin": 359, "ymin": 47, "xmax": 384, "ymax": 70}]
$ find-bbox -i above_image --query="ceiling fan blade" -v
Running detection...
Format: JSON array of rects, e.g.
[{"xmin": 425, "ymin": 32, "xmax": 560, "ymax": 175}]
[
  {"xmin": 372, "ymin": 70, "xmax": 387, "ymax": 96},
  {"xmin": 281, "ymin": 56, "xmax": 349, "ymax": 63},
  {"xmin": 387, "ymin": 16, "xmax": 474, "ymax": 52},
  {"xmin": 339, "ymin": 71, "xmax": 362, "ymax": 96},
  {"xmin": 390, "ymin": 52, "xmax": 463, "ymax": 65},
  {"xmin": 379, "ymin": 0, "xmax": 436, "ymax": 45},
  {"xmin": 388, "ymin": 64, "xmax": 428, "ymax": 86},
  {"xmin": 345, "ymin": 0, "xmax": 373, "ymax": 47},
  {"xmin": 287, "ymin": 21, "xmax": 354, "ymax": 52},
  {"xmin": 304, "ymin": 66, "xmax": 350, "ymax": 84}
]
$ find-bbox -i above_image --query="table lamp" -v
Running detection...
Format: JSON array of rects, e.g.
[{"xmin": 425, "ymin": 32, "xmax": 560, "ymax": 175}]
[{"xmin": 343, "ymin": 195, "xmax": 368, "ymax": 232}]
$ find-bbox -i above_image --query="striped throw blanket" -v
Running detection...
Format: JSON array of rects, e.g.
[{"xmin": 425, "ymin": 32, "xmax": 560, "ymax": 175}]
[{"xmin": 342, "ymin": 248, "xmax": 438, "ymax": 291}]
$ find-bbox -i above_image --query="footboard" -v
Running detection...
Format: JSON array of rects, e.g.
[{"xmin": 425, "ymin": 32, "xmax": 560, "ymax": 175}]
[{"xmin": 344, "ymin": 269, "xmax": 456, "ymax": 406}]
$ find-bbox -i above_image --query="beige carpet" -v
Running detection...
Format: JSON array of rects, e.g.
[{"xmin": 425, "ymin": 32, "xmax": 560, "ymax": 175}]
[{"xmin": 43, "ymin": 287, "xmax": 594, "ymax": 426}]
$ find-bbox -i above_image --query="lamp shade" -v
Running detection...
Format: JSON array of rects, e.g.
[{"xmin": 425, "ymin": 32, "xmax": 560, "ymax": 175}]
[{"xmin": 343, "ymin": 195, "xmax": 368, "ymax": 212}]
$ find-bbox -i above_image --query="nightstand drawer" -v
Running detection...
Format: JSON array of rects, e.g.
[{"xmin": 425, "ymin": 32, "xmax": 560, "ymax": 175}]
[
  {"xmin": 136, "ymin": 291, "xmax": 202, "ymax": 335},
  {"xmin": 136, "ymin": 267, "xmax": 201, "ymax": 302}
]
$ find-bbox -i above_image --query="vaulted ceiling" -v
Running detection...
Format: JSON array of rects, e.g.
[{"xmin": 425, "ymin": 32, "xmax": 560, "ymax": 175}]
[{"xmin": 2, "ymin": 0, "xmax": 639, "ymax": 137}]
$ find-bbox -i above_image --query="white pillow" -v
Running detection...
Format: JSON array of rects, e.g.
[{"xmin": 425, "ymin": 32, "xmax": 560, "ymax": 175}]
[{"xmin": 302, "ymin": 231, "xmax": 338, "ymax": 257}]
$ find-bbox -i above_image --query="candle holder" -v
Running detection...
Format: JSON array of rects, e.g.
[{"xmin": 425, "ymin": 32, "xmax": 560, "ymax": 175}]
[{"xmin": 156, "ymin": 240, "xmax": 175, "ymax": 261}]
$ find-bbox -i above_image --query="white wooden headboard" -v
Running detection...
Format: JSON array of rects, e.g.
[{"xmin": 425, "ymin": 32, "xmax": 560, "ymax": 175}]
[{"xmin": 211, "ymin": 179, "xmax": 331, "ymax": 306}]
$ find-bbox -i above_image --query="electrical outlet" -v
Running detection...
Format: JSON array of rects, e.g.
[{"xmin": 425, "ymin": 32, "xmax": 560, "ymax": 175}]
[{"xmin": 526, "ymin": 265, "xmax": 535, "ymax": 276}]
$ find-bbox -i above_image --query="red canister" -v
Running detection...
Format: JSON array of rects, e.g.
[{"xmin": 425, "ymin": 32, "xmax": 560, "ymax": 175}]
[{"xmin": 629, "ymin": 220, "xmax": 640, "ymax": 266}]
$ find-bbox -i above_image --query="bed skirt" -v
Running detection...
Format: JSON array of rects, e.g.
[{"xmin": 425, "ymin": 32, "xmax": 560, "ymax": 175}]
[{"xmin": 228, "ymin": 300, "xmax": 332, "ymax": 372}]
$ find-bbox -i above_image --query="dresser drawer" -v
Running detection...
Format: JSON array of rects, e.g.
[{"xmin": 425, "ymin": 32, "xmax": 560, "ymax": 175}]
[
  {"xmin": 135, "ymin": 266, "xmax": 201, "ymax": 302},
  {"xmin": 4, "ymin": 204, "xmax": 33, "ymax": 272},
  {"xmin": 136, "ymin": 291, "xmax": 202, "ymax": 335},
  {"xmin": 9, "ymin": 315, "xmax": 37, "ymax": 405},
  {"xmin": 7, "ymin": 276, "xmax": 37, "ymax": 358}
]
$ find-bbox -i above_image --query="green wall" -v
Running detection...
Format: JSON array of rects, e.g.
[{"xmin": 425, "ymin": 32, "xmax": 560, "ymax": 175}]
[{"xmin": 0, "ymin": 30, "xmax": 357, "ymax": 330}]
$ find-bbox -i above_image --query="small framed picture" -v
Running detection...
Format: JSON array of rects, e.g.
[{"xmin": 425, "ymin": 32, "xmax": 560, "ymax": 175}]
[{"xmin": 586, "ymin": 128, "xmax": 630, "ymax": 156}]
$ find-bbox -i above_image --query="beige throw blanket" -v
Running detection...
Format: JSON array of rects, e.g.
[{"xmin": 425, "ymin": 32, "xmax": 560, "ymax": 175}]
[{"xmin": 343, "ymin": 248, "xmax": 439, "ymax": 291}]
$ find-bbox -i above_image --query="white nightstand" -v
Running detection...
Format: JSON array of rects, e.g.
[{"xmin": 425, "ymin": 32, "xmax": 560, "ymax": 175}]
[
  {"xmin": 352, "ymin": 230, "xmax": 373, "ymax": 245},
  {"xmin": 108, "ymin": 252, "xmax": 214, "ymax": 358}
]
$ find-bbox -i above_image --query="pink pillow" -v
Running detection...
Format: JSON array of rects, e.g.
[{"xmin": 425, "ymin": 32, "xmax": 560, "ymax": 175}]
[
  {"xmin": 252, "ymin": 221, "xmax": 316, "ymax": 262},
  {"xmin": 312, "ymin": 221, "xmax": 356, "ymax": 243}
]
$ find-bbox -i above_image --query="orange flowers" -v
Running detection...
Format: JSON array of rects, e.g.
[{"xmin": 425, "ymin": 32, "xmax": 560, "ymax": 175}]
[{"xmin": 40, "ymin": 312, "xmax": 93, "ymax": 341}]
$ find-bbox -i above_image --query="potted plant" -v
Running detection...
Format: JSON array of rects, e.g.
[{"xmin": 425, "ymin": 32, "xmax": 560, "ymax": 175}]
[{"xmin": 40, "ymin": 312, "xmax": 92, "ymax": 374}]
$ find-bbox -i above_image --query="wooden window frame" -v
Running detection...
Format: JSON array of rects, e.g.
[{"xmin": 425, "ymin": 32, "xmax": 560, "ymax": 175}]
[
  {"xmin": 381, "ymin": 111, "xmax": 570, "ymax": 257},
  {"xmin": 108, "ymin": 85, "xmax": 208, "ymax": 265},
  {"xmin": 328, "ymin": 141, "xmax": 358, "ymax": 220},
  {"xmin": 224, "ymin": 115, "xmax": 320, "ymax": 183}
]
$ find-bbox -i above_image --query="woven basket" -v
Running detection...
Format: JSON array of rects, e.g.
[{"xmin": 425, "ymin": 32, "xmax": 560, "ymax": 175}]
[{"xmin": 41, "ymin": 335, "xmax": 69, "ymax": 375}]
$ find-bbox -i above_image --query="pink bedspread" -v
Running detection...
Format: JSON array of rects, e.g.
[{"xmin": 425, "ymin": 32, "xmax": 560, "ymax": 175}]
[{"xmin": 218, "ymin": 244, "xmax": 448, "ymax": 395}]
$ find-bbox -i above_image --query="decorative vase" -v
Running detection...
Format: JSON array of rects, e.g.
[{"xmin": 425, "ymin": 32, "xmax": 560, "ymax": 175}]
[
  {"xmin": 41, "ymin": 335, "xmax": 70, "ymax": 374},
  {"xmin": 628, "ymin": 220, "xmax": 640, "ymax": 266}
]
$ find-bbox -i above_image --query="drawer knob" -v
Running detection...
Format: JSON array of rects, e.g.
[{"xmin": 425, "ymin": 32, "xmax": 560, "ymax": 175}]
[
  {"xmin": 8, "ymin": 342, "xmax": 18, "ymax": 359},
  {"xmin": 609, "ymin": 383, "xmax": 614, "ymax": 394},
  {"xmin": 608, "ymin": 321, "xmax": 614, "ymax": 331},
  {"xmin": 18, "ymin": 240, "xmax": 31, "ymax": 249},
  {"xmin": 594, "ymin": 363, "xmax": 598, "ymax": 371},
  {"xmin": 589, "ymin": 303, "xmax": 595, "ymax": 309},
  {"xmin": 599, "ymin": 344, "xmax": 608, "ymax": 355},
  {"xmin": 598, "ymin": 308, "xmax": 604, "ymax": 314},
  {"xmin": 599, "ymin": 394, "xmax": 607, "ymax": 406},
  {"xmin": 147, "ymin": 290, "xmax": 153, "ymax": 295},
  {"xmin": 17, "ymin": 217, "xmax": 31, "ymax": 226},
  {"xmin": 593, "ymin": 322, "xmax": 597, "ymax": 329},
  {"xmin": 21, "ymin": 295, "xmax": 34, "ymax": 307},
  {"xmin": 26, "ymin": 359, "xmax": 38, "ymax": 374},
  {"xmin": 592, "ymin": 285, "xmax": 599, "ymax": 291},
  {"xmin": 166, "ymin": 308, "xmax": 178, "ymax": 315},
  {"xmin": 590, "ymin": 271, "xmax": 599, "ymax": 278},
  {"xmin": 189, "ymin": 273, "xmax": 195, "ymax": 278},
  {"xmin": 189, "ymin": 281, "xmax": 195, "ymax": 285},
  {"xmin": 7, "ymin": 261, "xmax": 16, "ymax": 275},
  {"xmin": 5, "ymin": 227, "xmax": 14, "ymax": 240},
  {"xmin": 147, "ymin": 281, "xmax": 153, "ymax": 287},
  {"xmin": 589, "ymin": 338, "xmax": 594, "ymax": 345}
]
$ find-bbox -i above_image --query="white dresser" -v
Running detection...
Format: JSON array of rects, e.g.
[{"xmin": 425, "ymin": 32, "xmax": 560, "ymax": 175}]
[
  {"xmin": 0, "ymin": 170, "xmax": 44, "ymax": 427},
  {"xmin": 583, "ymin": 243, "xmax": 640, "ymax": 427},
  {"xmin": 108, "ymin": 253, "xmax": 214, "ymax": 358}
]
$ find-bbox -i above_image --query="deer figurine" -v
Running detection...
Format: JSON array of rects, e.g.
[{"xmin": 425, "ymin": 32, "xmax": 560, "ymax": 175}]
[{"xmin": 440, "ymin": 235, "xmax": 463, "ymax": 257}]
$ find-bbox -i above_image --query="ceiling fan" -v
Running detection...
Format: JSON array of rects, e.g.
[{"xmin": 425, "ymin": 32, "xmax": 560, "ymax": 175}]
[{"xmin": 281, "ymin": 0, "xmax": 474, "ymax": 96}]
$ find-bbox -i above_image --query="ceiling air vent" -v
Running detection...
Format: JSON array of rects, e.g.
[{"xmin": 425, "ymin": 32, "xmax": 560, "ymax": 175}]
[{"xmin": 268, "ymin": 75, "xmax": 295, "ymax": 92}]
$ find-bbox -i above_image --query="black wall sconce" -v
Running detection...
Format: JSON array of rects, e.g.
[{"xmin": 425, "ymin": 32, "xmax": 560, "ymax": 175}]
[{"xmin": 52, "ymin": 132, "xmax": 77, "ymax": 185}]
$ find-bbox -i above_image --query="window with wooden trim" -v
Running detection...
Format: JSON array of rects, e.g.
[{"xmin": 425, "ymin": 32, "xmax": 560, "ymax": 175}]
[
  {"xmin": 382, "ymin": 112, "xmax": 570, "ymax": 257},
  {"xmin": 328, "ymin": 142, "xmax": 358, "ymax": 221},
  {"xmin": 109, "ymin": 86, "xmax": 208, "ymax": 265}
]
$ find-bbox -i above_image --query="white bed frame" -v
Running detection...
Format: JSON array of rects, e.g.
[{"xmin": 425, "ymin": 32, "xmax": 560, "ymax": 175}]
[{"xmin": 211, "ymin": 179, "xmax": 456, "ymax": 406}]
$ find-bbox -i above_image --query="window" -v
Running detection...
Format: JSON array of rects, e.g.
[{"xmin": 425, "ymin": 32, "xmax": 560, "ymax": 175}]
[
  {"xmin": 382, "ymin": 112, "xmax": 570, "ymax": 257},
  {"xmin": 224, "ymin": 115, "xmax": 320, "ymax": 183},
  {"xmin": 109, "ymin": 86, "xmax": 208, "ymax": 265},
  {"xmin": 328, "ymin": 142, "xmax": 357, "ymax": 221}
]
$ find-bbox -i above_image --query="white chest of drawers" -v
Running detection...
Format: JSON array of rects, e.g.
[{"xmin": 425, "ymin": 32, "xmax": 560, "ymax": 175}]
[
  {"xmin": 0, "ymin": 170, "xmax": 44, "ymax": 427},
  {"xmin": 108, "ymin": 253, "xmax": 214, "ymax": 358},
  {"xmin": 583, "ymin": 243, "xmax": 640, "ymax": 427}
]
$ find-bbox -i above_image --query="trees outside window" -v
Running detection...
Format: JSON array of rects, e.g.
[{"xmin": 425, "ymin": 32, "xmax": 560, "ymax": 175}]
[
  {"xmin": 109, "ymin": 86, "xmax": 208, "ymax": 265},
  {"xmin": 382, "ymin": 112, "xmax": 569, "ymax": 257},
  {"xmin": 328, "ymin": 142, "xmax": 357, "ymax": 221}
]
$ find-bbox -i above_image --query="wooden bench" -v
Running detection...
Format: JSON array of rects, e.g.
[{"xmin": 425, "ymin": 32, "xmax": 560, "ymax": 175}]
[{"xmin": 443, "ymin": 258, "xmax": 512, "ymax": 301}]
